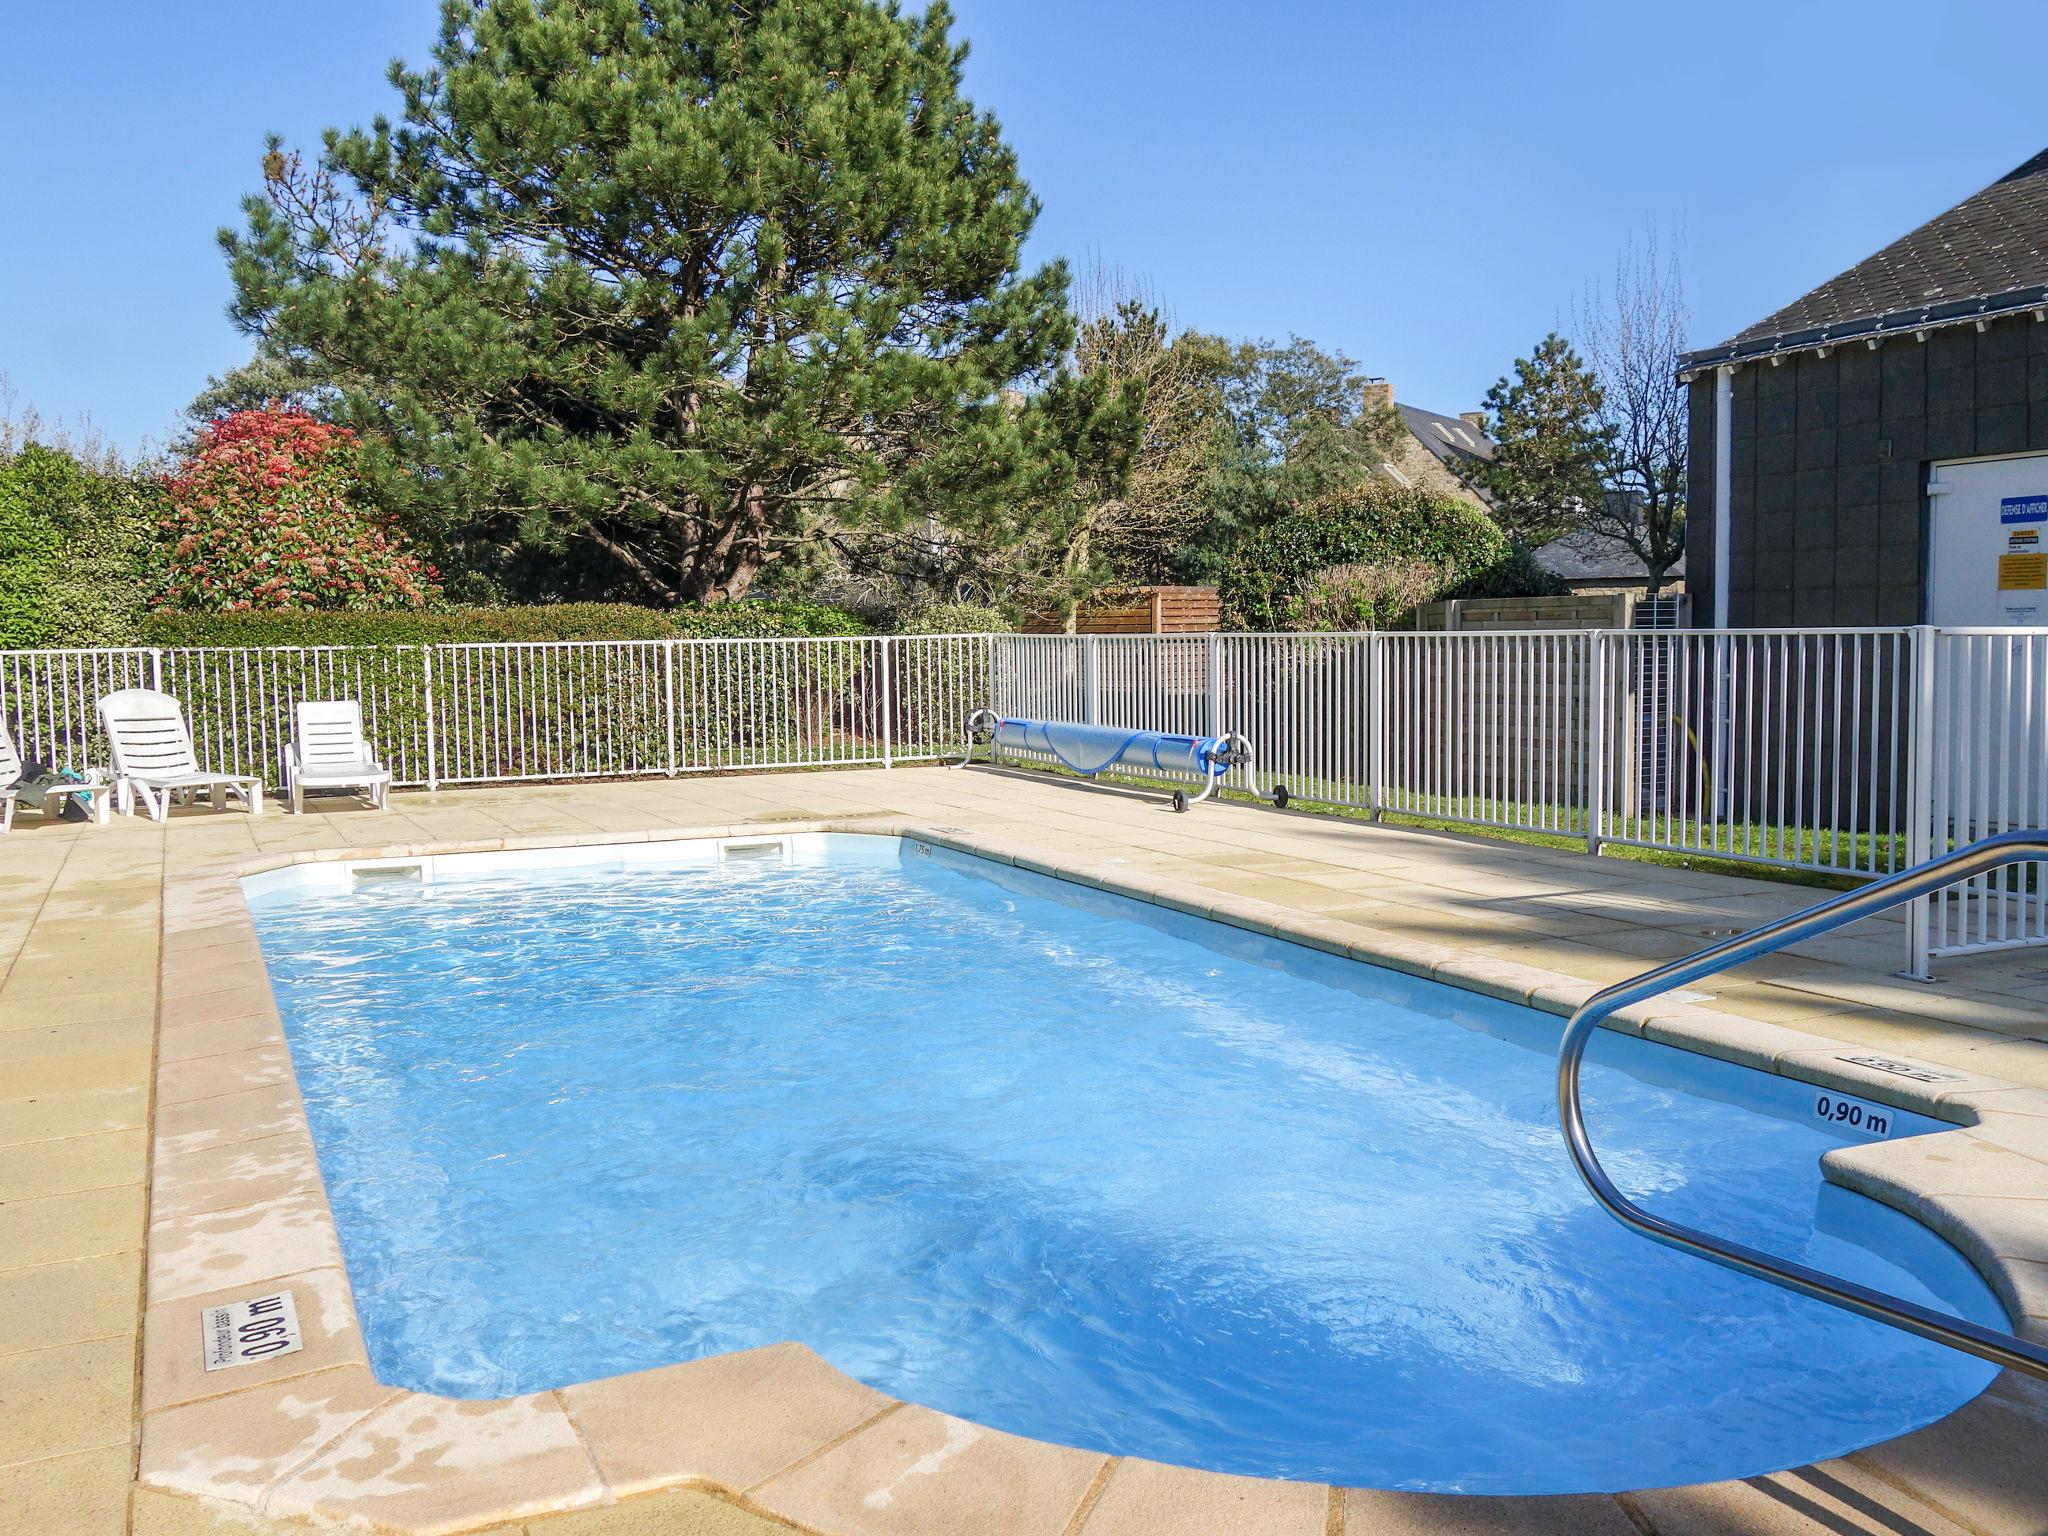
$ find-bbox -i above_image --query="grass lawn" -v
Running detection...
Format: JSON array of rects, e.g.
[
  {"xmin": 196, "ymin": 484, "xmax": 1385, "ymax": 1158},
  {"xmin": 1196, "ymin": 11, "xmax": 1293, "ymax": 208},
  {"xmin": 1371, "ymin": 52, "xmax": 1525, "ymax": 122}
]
[{"xmin": 991, "ymin": 757, "xmax": 1885, "ymax": 893}]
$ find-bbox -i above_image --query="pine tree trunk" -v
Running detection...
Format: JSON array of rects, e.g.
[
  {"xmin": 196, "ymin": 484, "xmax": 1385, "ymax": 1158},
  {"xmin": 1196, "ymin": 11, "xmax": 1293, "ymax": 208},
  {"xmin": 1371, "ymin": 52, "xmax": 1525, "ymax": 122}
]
[{"xmin": 674, "ymin": 485, "xmax": 769, "ymax": 604}]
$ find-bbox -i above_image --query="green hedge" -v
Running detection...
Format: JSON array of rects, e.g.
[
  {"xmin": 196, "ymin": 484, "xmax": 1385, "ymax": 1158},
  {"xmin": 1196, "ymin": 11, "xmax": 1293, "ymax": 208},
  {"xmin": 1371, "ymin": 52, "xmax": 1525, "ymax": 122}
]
[
  {"xmin": 138, "ymin": 600, "xmax": 870, "ymax": 648},
  {"xmin": 0, "ymin": 446, "xmax": 159, "ymax": 648},
  {"xmin": 1221, "ymin": 483, "xmax": 1512, "ymax": 630},
  {"xmin": 1449, "ymin": 543, "xmax": 1570, "ymax": 601}
]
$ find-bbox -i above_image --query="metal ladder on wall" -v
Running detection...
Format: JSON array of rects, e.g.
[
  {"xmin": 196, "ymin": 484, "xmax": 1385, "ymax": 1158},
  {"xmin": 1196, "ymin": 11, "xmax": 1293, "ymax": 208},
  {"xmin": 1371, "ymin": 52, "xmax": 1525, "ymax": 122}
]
[{"xmin": 1557, "ymin": 829, "xmax": 2048, "ymax": 1380}]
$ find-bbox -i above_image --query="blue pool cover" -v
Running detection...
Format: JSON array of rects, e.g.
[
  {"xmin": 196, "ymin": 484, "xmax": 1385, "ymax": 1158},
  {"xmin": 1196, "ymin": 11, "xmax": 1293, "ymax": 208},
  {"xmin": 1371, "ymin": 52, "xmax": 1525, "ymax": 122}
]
[{"xmin": 991, "ymin": 717, "xmax": 1233, "ymax": 779}]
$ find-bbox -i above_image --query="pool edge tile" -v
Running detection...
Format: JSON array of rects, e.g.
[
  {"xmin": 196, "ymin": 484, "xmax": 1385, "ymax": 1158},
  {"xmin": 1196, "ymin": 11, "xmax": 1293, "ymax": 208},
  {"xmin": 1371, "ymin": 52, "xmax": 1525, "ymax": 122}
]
[
  {"xmin": 559, "ymin": 1341, "xmax": 896, "ymax": 1500},
  {"xmin": 261, "ymin": 1387, "xmax": 607, "ymax": 1535},
  {"xmin": 138, "ymin": 1363, "xmax": 400, "ymax": 1509},
  {"xmin": 1625, "ymin": 1462, "xmax": 1981, "ymax": 1536},
  {"xmin": 1342, "ymin": 1486, "xmax": 1640, "ymax": 1535},
  {"xmin": 145, "ymin": 1185, "xmax": 347, "ymax": 1308},
  {"xmin": 140, "ymin": 1263, "xmax": 367, "ymax": 1415},
  {"xmin": 749, "ymin": 1402, "xmax": 1108, "ymax": 1536},
  {"xmin": 1842, "ymin": 1374, "xmax": 2048, "ymax": 1536},
  {"xmin": 1077, "ymin": 1456, "xmax": 1327, "ymax": 1536}
]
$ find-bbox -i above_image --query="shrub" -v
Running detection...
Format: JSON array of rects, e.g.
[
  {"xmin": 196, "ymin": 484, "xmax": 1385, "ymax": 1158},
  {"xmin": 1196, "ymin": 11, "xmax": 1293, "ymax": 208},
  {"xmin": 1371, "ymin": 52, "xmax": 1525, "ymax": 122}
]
[
  {"xmin": 895, "ymin": 600, "xmax": 1014, "ymax": 635},
  {"xmin": 1289, "ymin": 559, "xmax": 1459, "ymax": 632},
  {"xmin": 1221, "ymin": 483, "xmax": 1509, "ymax": 630},
  {"xmin": 1449, "ymin": 543, "xmax": 1571, "ymax": 601},
  {"xmin": 138, "ymin": 600, "xmax": 871, "ymax": 648},
  {"xmin": 158, "ymin": 409, "xmax": 438, "ymax": 612},
  {"xmin": 0, "ymin": 445, "xmax": 158, "ymax": 648},
  {"xmin": 665, "ymin": 601, "xmax": 869, "ymax": 639}
]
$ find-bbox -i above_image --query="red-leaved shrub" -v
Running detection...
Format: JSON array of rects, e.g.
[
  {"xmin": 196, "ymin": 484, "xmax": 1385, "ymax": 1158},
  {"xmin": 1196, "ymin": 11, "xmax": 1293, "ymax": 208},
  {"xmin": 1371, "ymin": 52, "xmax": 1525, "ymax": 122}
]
[{"xmin": 157, "ymin": 410, "xmax": 438, "ymax": 611}]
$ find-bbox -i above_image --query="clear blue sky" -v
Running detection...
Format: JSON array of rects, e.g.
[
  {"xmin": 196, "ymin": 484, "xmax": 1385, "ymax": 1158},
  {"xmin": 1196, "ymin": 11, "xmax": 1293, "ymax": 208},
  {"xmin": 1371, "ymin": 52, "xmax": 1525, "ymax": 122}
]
[{"xmin": 2, "ymin": 0, "xmax": 2042, "ymax": 458}]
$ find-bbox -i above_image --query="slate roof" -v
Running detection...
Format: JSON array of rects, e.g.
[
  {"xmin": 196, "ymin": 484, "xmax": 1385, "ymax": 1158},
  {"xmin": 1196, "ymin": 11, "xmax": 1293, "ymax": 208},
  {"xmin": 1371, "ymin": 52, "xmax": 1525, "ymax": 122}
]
[
  {"xmin": 1390, "ymin": 401, "xmax": 1681, "ymax": 585},
  {"xmin": 1681, "ymin": 148, "xmax": 2048, "ymax": 367},
  {"xmin": 1534, "ymin": 523, "xmax": 1685, "ymax": 584},
  {"xmin": 1396, "ymin": 402, "xmax": 1494, "ymax": 474}
]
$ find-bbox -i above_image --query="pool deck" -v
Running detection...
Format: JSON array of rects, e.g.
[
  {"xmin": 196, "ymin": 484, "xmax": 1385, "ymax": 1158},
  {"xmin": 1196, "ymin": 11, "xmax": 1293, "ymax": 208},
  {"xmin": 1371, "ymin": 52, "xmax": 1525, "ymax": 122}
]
[{"xmin": 4, "ymin": 763, "xmax": 2047, "ymax": 1536}]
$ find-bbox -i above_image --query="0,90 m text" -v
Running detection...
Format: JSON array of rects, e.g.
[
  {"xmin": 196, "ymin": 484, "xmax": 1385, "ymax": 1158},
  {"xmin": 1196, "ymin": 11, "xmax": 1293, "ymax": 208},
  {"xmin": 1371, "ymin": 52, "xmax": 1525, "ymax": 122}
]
[{"xmin": 1813, "ymin": 1093, "xmax": 1891, "ymax": 1137}]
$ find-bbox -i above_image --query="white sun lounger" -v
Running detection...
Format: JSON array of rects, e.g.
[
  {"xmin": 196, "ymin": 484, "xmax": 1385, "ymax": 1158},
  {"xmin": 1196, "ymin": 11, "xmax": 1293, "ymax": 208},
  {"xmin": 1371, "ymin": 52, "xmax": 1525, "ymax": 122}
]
[
  {"xmin": 1, "ymin": 721, "xmax": 112, "ymax": 830},
  {"xmin": 97, "ymin": 688, "xmax": 265, "ymax": 821},
  {"xmin": 286, "ymin": 699, "xmax": 391, "ymax": 814}
]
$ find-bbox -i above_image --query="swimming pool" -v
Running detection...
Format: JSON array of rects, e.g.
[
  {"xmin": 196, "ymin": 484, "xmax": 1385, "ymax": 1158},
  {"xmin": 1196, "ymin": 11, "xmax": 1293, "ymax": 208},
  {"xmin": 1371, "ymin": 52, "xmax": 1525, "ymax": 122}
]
[{"xmin": 244, "ymin": 833, "xmax": 2002, "ymax": 1495}]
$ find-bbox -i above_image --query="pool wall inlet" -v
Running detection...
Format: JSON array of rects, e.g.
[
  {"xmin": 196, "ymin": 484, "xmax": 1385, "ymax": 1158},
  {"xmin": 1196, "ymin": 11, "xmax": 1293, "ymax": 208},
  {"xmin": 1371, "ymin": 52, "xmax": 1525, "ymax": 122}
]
[{"xmin": 136, "ymin": 818, "xmax": 2048, "ymax": 1536}]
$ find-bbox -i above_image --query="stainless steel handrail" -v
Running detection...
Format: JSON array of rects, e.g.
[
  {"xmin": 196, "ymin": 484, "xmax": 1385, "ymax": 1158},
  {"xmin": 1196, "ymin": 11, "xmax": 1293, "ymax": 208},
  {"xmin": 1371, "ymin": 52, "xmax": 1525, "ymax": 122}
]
[{"xmin": 1557, "ymin": 828, "xmax": 2048, "ymax": 1380}]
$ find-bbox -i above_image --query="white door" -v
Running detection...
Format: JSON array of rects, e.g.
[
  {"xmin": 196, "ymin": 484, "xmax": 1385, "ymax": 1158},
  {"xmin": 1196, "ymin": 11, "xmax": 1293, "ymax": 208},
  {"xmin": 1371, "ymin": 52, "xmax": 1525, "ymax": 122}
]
[
  {"xmin": 1924, "ymin": 453, "xmax": 2048, "ymax": 940},
  {"xmin": 1927, "ymin": 451, "xmax": 2048, "ymax": 627}
]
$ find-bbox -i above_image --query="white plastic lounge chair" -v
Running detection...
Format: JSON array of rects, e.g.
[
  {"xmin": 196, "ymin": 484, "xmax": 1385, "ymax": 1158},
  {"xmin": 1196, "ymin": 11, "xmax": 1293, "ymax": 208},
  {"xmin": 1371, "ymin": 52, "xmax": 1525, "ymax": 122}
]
[
  {"xmin": 286, "ymin": 699, "xmax": 391, "ymax": 814},
  {"xmin": 97, "ymin": 689, "xmax": 264, "ymax": 821},
  {"xmin": 0, "ymin": 721, "xmax": 112, "ymax": 829}
]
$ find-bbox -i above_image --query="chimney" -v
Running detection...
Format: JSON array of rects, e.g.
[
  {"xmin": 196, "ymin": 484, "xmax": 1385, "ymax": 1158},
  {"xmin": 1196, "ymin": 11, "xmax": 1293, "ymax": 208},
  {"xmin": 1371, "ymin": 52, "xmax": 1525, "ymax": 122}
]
[
  {"xmin": 1459, "ymin": 411, "xmax": 1487, "ymax": 431},
  {"xmin": 1362, "ymin": 377, "xmax": 1394, "ymax": 412}
]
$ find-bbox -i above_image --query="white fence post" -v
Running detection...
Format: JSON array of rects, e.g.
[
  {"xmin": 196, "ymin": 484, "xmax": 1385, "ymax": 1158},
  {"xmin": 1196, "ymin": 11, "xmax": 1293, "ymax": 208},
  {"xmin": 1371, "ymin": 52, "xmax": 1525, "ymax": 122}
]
[
  {"xmin": 664, "ymin": 639, "xmax": 679, "ymax": 777},
  {"xmin": 1204, "ymin": 633, "xmax": 1223, "ymax": 738},
  {"xmin": 1904, "ymin": 624, "xmax": 1936, "ymax": 979},
  {"xmin": 1082, "ymin": 635, "xmax": 1101, "ymax": 725},
  {"xmin": 1367, "ymin": 631, "xmax": 1386, "ymax": 819},
  {"xmin": 879, "ymin": 637, "xmax": 894, "ymax": 769},
  {"xmin": 422, "ymin": 647, "xmax": 440, "ymax": 793},
  {"xmin": 1585, "ymin": 631, "xmax": 1609, "ymax": 855},
  {"xmin": 148, "ymin": 648, "xmax": 163, "ymax": 692}
]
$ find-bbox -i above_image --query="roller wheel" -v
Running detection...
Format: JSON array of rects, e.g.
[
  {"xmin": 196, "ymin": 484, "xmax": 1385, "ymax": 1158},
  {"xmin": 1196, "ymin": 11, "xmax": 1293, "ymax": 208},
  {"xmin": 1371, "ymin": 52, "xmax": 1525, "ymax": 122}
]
[
  {"xmin": 1273, "ymin": 784, "xmax": 1291, "ymax": 809},
  {"xmin": 1170, "ymin": 790, "xmax": 1189, "ymax": 814}
]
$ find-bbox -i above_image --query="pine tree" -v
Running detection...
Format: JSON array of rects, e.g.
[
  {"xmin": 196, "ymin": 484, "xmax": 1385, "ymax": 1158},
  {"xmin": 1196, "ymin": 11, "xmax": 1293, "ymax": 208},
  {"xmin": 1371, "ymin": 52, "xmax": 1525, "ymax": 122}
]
[
  {"xmin": 1470, "ymin": 333, "xmax": 1611, "ymax": 547},
  {"xmin": 221, "ymin": 0, "xmax": 1081, "ymax": 604}
]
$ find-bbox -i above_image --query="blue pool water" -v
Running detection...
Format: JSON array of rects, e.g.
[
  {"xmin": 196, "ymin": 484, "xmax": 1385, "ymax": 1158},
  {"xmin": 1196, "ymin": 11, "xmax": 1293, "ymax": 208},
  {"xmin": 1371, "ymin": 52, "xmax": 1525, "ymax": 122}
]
[{"xmin": 244, "ymin": 835, "xmax": 2002, "ymax": 1494}]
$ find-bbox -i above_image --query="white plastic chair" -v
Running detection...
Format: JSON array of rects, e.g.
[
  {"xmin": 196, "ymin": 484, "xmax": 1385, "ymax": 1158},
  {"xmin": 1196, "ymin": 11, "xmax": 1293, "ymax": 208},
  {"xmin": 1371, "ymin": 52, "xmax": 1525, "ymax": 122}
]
[
  {"xmin": 1, "ymin": 720, "xmax": 112, "ymax": 829},
  {"xmin": 285, "ymin": 700, "xmax": 391, "ymax": 814},
  {"xmin": 97, "ymin": 689, "xmax": 264, "ymax": 821}
]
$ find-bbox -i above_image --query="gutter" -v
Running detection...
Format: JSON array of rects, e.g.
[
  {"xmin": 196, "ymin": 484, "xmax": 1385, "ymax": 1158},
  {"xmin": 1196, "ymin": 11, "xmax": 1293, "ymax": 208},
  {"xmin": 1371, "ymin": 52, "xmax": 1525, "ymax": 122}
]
[{"xmin": 1678, "ymin": 284, "xmax": 2048, "ymax": 377}]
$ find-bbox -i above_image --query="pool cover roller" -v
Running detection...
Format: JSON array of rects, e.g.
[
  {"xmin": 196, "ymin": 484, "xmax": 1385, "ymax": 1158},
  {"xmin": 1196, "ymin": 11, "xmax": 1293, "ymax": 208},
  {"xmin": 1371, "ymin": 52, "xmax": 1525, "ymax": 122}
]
[{"xmin": 951, "ymin": 709, "xmax": 1251, "ymax": 812}]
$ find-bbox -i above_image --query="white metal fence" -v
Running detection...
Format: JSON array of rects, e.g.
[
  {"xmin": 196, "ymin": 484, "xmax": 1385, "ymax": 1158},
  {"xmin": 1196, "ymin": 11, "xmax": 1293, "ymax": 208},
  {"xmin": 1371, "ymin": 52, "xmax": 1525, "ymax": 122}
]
[
  {"xmin": 1919, "ymin": 629, "xmax": 2048, "ymax": 961},
  {"xmin": 3, "ymin": 626, "xmax": 2043, "ymax": 975},
  {"xmin": 986, "ymin": 627, "xmax": 2041, "ymax": 977},
  {"xmin": 3, "ymin": 635, "xmax": 997, "ymax": 794}
]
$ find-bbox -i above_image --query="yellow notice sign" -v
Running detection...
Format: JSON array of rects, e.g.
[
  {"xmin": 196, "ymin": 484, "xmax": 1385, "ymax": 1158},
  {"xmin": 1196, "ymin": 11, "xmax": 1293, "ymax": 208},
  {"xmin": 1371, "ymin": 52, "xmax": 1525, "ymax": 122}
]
[{"xmin": 1999, "ymin": 553, "xmax": 2048, "ymax": 591}]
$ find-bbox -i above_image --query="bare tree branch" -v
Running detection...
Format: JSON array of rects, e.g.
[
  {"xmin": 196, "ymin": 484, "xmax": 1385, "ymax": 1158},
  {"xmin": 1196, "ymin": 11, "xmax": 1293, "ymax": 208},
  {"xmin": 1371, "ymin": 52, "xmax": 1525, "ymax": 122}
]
[{"xmin": 1575, "ymin": 231, "xmax": 1689, "ymax": 591}]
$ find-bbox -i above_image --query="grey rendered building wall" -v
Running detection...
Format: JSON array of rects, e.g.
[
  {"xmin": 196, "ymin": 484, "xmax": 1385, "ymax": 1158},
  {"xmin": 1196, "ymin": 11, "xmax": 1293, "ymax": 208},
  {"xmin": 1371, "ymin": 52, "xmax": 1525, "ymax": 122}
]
[{"xmin": 1685, "ymin": 312, "xmax": 2048, "ymax": 627}]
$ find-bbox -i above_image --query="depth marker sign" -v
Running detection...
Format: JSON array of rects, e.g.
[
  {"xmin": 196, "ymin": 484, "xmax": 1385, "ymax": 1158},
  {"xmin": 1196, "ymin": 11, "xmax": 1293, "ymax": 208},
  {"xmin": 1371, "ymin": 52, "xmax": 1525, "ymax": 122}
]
[{"xmin": 201, "ymin": 1289, "xmax": 303, "ymax": 1371}]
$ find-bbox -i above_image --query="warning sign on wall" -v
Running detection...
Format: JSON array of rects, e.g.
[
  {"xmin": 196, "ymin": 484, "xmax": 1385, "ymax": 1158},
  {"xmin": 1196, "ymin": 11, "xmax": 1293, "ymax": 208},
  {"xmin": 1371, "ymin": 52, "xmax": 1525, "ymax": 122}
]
[
  {"xmin": 1999, "ymin": 498, "xmax": 2048, "ymax": 622},
  {"xmin": 1998, "ymin": 552, "xmax": 2048, "ymax": 590}
]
